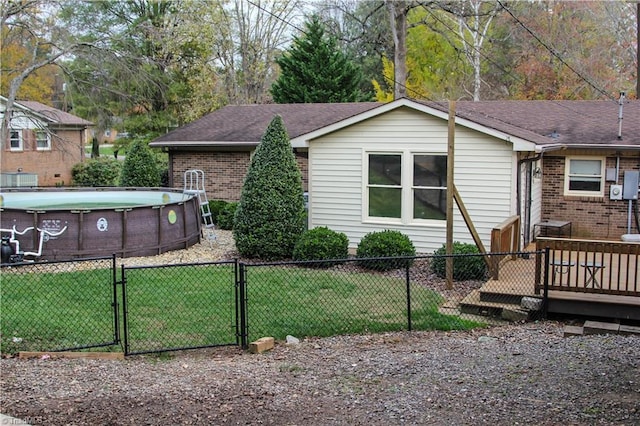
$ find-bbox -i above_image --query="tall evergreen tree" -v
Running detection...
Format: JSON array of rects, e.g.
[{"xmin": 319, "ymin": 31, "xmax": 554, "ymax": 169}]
[
  {"xmin": 270, "ymin": 15, "xmax": 369, "ymax": 103},
  {"xmin": 233, "ymin": 115, "xmax": 306, "ymax": 260}
]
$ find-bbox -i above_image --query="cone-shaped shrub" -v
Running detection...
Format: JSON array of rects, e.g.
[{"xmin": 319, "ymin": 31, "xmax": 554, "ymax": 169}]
[
  {"xmin": 233, "ymin": 115, "xmax": 306, "ymax": 259},
  {"xmin": 119, "ymin": 140, "xmax": 160, "ymax": 187}
]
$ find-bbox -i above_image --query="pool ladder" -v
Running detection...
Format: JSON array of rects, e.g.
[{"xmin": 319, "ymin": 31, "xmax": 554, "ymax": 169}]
[{"xmin": 183, "ymin": 170, "xmax": 215, "ymax": 242}]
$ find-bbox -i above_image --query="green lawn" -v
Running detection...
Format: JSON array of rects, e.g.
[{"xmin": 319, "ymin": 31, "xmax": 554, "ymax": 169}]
[
  {"xmin": 0, "ymin": 263, "xmax": 482, "ymax": 355},
  {"xmin": 84, "ymin": 144, "xmax": 118, "ymax": 157}
]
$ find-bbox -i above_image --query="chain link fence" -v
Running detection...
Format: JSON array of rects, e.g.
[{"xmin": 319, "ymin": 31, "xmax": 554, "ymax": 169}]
[
  {"xmin": 1, "ymin": 257, "xmax": 118, "ymax": 354},
  {"xmin": 1, "ymin": 250, "xmax": 547, "ymax": 355},
  {"xmin": 121, "ymin": 260, "xmax": 238, "ymax": 355},
  {"xmin": 242, "ymin": 250, "xmax": 546, "ymax": 345}
]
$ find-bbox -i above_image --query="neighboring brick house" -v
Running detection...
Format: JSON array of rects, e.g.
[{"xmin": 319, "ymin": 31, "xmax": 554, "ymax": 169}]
[
  {"xmin": 150, "ymin": 98, "xmax": 640, "ymax": 252},
  {"xmin": 1, "ymin": 97, "xmax": 93, "ymax": 187}
]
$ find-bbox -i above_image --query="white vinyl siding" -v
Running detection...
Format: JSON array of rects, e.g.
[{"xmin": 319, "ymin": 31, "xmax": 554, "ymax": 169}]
[{"xmin": 308, "ymin": 107, "xmax": 514, "ymax": 253}]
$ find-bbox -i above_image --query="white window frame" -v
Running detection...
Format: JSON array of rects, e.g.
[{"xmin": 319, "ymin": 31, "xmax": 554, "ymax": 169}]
[
  {"xmin": 564, "ymin": 156, "xmax": 605, "ymax": 197},
  {"xmin": 35, "ymin": 130, "xmax": 51, "ymax": 151},
  {"xmin": 9, "ymin": 129, "xmax": 23, "ymax": 151},
  {"xmin": 364, "ymin": 151, "xmax": 447, "ymax": 225}
]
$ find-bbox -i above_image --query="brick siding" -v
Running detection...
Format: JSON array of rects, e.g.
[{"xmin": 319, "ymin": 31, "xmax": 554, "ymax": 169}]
[
  {"xmin": 169, "ymin": 150, "xmax": 309, "ymax": 202},
  {"xmin": 542, "ymin": 154, "xmax": 640, "ymax": 239},
  {"xmin": 2, "ymin": 129, "xmax": 84, "ymax": 187}
]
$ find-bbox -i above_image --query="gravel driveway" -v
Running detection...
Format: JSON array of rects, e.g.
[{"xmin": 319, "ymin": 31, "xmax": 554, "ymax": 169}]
[{"xmin": 1, "ymin": 322, "xmax": 639, "ymax": 425}]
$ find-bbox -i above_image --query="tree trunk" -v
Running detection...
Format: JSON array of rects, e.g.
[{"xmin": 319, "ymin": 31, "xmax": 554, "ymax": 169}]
[{"xmin": 386, "ymin": 0, "xmax": 408, "ymax": 99}]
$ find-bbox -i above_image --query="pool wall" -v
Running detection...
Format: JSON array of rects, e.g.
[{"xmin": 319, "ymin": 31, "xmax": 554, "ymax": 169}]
[{"xmin": 0, "ymin": 188, "xmax": 202, "ymax": 260}]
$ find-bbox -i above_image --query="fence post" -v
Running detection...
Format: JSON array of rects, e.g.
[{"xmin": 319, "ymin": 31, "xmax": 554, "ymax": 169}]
[
  {"xmin": 405, "ymin": 260, "xmax": 412, "ymax": 331},
  {"xmin": 111, "ymin": 254, "xmax": 120, "ymax": 346},
  {"xmin": 237, "ymin": 262, "xmax": 248, "ymax": 349},
  {"xmin": 120, "ymin": 264, "xmax": 130, "ymax": 355},
  {"xmin": 542, "ymin": 247, "xmax": 550, "ymax": 319}
]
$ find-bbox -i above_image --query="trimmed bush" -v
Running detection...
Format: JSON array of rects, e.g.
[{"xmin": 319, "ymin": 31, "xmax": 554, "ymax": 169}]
[
  {"xmin": 292, "ymin": 226, "xmax": 349, "ymax": 266},
  {"xmin": 356, "ymin": 230, "xmax": 416, "ymax": 271},
  {"xmin": 119, "ymin": 140, "xmax": 160, "ymax": 187},
  {"xmin": 233, "ymin": 115, "xmax": 306, "ymax": 260},
  {"xmin": 71, "ymin": 158, "xmax": 122, "ymax": 187},
  {"xmin": 208, "ymin": 200, "xmax": 229, "ymax": 224},
  {"xmin": 430, "ymin": 242, "xmax": 487, "ymax": 281},
  {"xmin": 217, "ymin": 202, "xmax": 237, "ymax": 230}
]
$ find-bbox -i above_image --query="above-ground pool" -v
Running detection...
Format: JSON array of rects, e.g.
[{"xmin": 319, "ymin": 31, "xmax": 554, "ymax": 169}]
[{"xmin": 0, "ymin": 188, "xmax": 202, "ymax": 261}]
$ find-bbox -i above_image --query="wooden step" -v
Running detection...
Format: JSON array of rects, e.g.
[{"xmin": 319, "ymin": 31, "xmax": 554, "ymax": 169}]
[{"xmin": 460, "ymin": 289, "xmax": 521, "ymax": 316}]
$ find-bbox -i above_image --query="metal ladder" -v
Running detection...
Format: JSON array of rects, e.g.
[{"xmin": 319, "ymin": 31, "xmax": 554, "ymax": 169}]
[{"xmin": 183, "ymin": 170, "xmax": 215, "ymax": 241}]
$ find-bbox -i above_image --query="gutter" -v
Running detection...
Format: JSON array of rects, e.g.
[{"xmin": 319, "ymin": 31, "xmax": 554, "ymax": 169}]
[{"xmin": 536, "ymin": 143, "xmax": 640, "ymax": 153}]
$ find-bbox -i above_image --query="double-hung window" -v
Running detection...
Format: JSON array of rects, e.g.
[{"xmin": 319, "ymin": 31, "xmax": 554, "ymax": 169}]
[
  {"xmin": 35, "ymin": 130, "xmax": 51, "ymax": 150},
  {"xmin": 564, "ymin": 156, "xmax": 604, "ymax": 196},
  {"xmin": 366, "ymin": 152, "xmax": 447, "ymax": 224},
  {"xmin": 9, "ymin": 130, "xmax": 22, "ymax": 151}
]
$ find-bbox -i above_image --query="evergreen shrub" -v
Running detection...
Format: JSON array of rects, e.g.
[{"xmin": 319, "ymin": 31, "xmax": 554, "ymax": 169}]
[
  {"xmin": 430, "ymin": 242, "xmax": 487, "ymax": 280},
  {"xmin": 356, "ymin": 230, "xmax": 416, "ymax": 271},
  {"xmin": 292, "ymin": 226, "xmax": 349, "ymax": 266},
  {"xmin": 217, "ymin": 202, "xmax": 237, "ymax": 230},
  {"xmin": 208, "ymin": 200, "xmax": 229, "ymax": 224},
  {"xmin": 119, "ymin": 140, "xmax": 160, "ymax": 187},
  {"xmin": 233, "ymin": 115, "xmax": 306, "ymax": 260},
  {"xmin": 71, "ymin": 158, "xmax": 122, "ymax": 187}
]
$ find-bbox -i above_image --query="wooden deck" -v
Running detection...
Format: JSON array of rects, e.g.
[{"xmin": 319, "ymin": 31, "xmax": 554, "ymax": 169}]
[{"xmin": 464, "ymin": 245, "xmax": 640, "ymax": 322}]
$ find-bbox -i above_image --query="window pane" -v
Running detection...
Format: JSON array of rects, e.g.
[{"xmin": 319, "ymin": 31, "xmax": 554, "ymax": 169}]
[
  {"xmin": 414, "ymin": 189, "xmax": 446, "ymax": 220},
  {"xmin": 369, "ymin": 187, "xmax": 401, "ymax": 218},
  {"xmin": 570, "ymin": 159, "xmax": 600, "ymax": 176},
  {"xmin": 569, "ymin": 177, "xmax": 601, "ymax": 192},
  {"xmin": 369, "ymin": 154, "xmax": 401, "ymax": 185},
  {"xmin": 36, "ymin": 131, "xmax": 48, "ymax": 148},
  {"xmin": 414, "ymin": 155, "xmax": 447, "ymax": 187},
  {"xmin": 10, "ymin": 131, "xmax": 20, "ymax": 148}
]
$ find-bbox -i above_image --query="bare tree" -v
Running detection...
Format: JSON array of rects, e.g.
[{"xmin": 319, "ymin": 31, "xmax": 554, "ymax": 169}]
[{"xmin": 0, "ymin": 0, "xmax": 83, "ymax": 145}]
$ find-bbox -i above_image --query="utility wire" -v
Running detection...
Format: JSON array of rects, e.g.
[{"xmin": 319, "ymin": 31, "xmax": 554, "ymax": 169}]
[{"xmin": 496, "ymin": 0, "xmax": 617, "ymax": 102}]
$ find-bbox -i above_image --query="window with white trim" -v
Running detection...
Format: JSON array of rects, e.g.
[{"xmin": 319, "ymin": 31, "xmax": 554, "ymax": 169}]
[
  {"xmin": 564, "ymin": 156, "xmax": 604, "ymax": 196},
  {"xmin": 366, "ymin": 152, "xmax": 447, "ymax": 223},
  {"xmin": 35, "ymin": 130, "xmax": 51, "ymax": 150},
  {"xmin": 9, "ymin": 130, "xmax": 22, "ymax": 151}
]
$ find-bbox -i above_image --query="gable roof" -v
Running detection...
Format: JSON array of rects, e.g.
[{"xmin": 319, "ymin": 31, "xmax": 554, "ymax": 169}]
[
  {"xmin": 150, "ymin": 98, "xmax": 640, "ymax": 152},
  {"xmin": 151, "ymin": 103, "xmax": 382, "ymax": 148},
  {"xmin": 17, "ymin": 100, "xmax": 93, "ymax": 127},
  {"xmin": 1, "ymin": 96, "xmax": 93, "ymax": 127}
]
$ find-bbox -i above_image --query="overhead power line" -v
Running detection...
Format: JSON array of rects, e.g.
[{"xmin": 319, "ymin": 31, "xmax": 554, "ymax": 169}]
[{"xmin": 496, "ymin": 0, "xmax": 617, "ymax": 102}]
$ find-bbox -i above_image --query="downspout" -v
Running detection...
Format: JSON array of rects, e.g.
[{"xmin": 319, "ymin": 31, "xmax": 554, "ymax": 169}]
[{"xmin": 517, "ymin": 153, "xmax": 542, "ymax": 248}]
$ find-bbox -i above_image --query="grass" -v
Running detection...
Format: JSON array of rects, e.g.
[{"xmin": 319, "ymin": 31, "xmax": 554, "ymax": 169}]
[
  {"xmin": 0, "ymin": 263, "xmax": 483, "ymax": 355},
  {"xmin": 84, "ymin": 144, "xmax": 119, "ymax": 157}
]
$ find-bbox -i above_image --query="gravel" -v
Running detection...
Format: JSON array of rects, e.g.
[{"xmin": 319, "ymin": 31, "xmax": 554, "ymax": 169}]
[
  {"xmin": 2, "ymin": 231, "xmax": 639, "ymax": 425},
  {"xmin": 1, "ymin": 323, "xmax": 639, "ymax": 425}
]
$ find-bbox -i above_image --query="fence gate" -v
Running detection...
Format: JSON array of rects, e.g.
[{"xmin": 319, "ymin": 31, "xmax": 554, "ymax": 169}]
[{"xmin": 121, "ymin": 260, "xmax": 240, "ymax": 355}]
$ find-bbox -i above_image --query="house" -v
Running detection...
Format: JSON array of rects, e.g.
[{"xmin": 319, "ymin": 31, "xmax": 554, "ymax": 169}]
[
  {"xmin": 1, "ymin": 97, "xmax": 93, "ymax": 187},
  {"xmin": 150, "ymin": 98, "xmax": 640, "ymax": 253}
]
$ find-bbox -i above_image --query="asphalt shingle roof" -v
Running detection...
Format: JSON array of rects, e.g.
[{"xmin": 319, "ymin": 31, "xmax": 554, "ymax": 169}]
[
  {"xmin": 152, "ymin": 102, "xmax": 382, "ymax": 144},
  {"xmin": 151, "ymin": 99, "xmax": 640, "ymax": 150},
  {"xmin": 17, "ymin": 100, "xmax": 93, "ymax": 127}
]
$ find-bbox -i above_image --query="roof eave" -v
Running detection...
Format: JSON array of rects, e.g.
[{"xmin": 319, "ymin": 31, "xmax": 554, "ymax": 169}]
[
  {"xmin": 538, "ymin": 143, "xmax": 640, "ymax": 153},
  {"xmin": 149, "ymin": 140, "xmax": 259, "ymax": 148}
]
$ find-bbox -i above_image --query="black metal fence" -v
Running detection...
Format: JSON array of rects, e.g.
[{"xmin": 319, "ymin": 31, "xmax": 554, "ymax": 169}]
[
  {"xmin": 0, "ymin": 256, "xmax": 119, "ymax": 354},
  {"xmin": 121, "ymin": 260, "xmax": 238, "ymax": 355},
  {"xmin": 1, "ymin": 250, "xmax": 547, "ymax": 356}
]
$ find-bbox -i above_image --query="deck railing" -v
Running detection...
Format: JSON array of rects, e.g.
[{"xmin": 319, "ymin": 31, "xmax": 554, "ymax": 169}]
[
  {"xmin": 489, "ymin": 215, "xmax": 521, "ymax": 279},
  {"xmin": 534, "ymin": 237, "xmax": 640, "ymax": 296}
]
